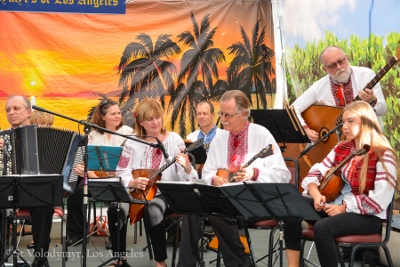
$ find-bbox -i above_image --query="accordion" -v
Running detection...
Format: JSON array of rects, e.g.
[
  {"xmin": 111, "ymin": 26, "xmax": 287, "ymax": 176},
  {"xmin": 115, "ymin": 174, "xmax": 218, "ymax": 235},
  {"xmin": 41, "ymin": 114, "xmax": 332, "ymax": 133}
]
[{"xmin": 0, "ymin": 125, "xmax": 85, "ymax": 193}]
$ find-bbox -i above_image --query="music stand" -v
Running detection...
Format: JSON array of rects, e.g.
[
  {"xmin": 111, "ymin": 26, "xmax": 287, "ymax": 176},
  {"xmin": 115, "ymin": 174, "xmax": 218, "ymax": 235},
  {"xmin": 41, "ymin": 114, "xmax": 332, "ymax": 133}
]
[
  {"xmin": 0, "ymin": 174, "xmax": 63, "ymax": 267},
  {"xmin": 157, "ymin": 181, "xmax": 239, "ymax": 217},
  {"xmin": 184, "ymin": 142, "xmax": 207, "ymax": 164},
  {"xmin": 251, "ymin": 103, "xmax": 310, "ymax": 153},
  {"xmin": 87, "ymin": 178, "xmax": 146, "ymax": 267},
  {"xmin": 220, "ymin": 183, "xmax": 320, "ymax": 267},
  {"xmin": 87, "ymin": 145, "xmax": 123, "ymax": 174}
]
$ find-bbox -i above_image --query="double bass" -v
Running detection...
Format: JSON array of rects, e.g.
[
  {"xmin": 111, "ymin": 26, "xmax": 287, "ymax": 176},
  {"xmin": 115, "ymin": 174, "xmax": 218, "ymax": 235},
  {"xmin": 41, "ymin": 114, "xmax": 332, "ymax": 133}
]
[{"xmin": 128, "ymin": 138, "xmax": 204, "ymax": 224}]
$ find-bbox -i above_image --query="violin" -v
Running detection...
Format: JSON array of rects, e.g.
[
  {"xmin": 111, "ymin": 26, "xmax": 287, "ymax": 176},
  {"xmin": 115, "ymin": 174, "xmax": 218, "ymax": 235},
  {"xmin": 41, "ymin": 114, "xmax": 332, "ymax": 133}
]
[
  {"xmin": 319, "ymin": 144, "xmax": 370, "ymax": 202},
  {"xmin": 217, "ymin": 145, "xmax": 273, "ymax": 182}
]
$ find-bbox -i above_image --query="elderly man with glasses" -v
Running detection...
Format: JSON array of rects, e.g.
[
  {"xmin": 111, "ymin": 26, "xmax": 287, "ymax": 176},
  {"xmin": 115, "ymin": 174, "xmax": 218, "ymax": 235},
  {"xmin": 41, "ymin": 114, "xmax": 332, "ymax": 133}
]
[
  {"xmin": 177, "ymin": 90, "xmax": 291, "ymax": 267},
  {"xmin": 292, "ymin": 45, "xmax": 386, "ymax": 143}
]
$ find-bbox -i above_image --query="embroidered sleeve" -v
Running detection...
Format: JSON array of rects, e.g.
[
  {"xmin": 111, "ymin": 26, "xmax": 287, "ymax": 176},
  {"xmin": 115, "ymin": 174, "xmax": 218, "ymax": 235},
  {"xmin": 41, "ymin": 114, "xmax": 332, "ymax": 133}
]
[{"xmin": 251, "ymin": 168, "xmax": 260, "ymax": 181}]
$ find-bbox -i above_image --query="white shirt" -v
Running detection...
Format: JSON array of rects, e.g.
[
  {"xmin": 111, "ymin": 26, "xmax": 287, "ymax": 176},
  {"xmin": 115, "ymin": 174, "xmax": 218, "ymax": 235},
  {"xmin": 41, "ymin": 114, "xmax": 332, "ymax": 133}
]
[
  {"xmin": 88, "ymin": 125, "xmax": 133, "ymax": 146},
  {"xmin": 202, "ymin": 123, "xmax": 291, "ymax": 185},
  {"xmin": 116, "ymin": 132, "xmax": 198, "ymax": 195},
  {"xmin": 292, "ymin": 66, "xmax": 386, "ymax": 129}
]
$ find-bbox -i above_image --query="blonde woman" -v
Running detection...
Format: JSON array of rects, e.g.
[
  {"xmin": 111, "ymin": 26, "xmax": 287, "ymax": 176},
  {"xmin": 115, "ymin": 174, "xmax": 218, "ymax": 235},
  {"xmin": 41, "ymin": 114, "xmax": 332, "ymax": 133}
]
[{"xmin": 284, "ymin": 101, "xmax": 398, "ymax": 267}]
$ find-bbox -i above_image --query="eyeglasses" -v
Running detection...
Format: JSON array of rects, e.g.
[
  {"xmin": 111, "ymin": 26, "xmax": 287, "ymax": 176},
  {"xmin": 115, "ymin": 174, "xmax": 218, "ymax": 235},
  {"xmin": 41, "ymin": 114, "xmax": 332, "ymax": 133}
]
[
  {"xmin": 325, "ymin": 57, "xmax": 347, "ymax": 69},
  {"xmin": 217, "ymin": 111, "xmax": 240, "ymax": 118}
]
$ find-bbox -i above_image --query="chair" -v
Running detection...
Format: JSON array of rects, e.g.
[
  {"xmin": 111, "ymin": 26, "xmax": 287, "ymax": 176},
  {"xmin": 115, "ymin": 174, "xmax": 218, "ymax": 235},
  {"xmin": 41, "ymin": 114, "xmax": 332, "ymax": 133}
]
[
  {"xmin": 300, "ymin": 197, "xmax": 395, "ymax": 267},
  {"xmin": 243, "ymin": 157, "xmax": 300, "ymax": 267},
  {"xmin": 5, "ymin": 207, "xmax": 67, "ymax": 267}
]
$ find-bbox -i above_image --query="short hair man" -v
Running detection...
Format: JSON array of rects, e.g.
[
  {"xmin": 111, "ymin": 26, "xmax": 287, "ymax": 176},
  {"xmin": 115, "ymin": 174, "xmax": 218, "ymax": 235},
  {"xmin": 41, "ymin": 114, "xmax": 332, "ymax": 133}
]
[
  {"xmin": 1, "ymin": 95, "xmax": 53, "ymax": 267},
  {"xmin": 176, "ymin": 100, "xmax": 221, "ymax": 266},
  {"xmin": 186, "ymin": 101, "xmax": 220, "ymax": 145}
]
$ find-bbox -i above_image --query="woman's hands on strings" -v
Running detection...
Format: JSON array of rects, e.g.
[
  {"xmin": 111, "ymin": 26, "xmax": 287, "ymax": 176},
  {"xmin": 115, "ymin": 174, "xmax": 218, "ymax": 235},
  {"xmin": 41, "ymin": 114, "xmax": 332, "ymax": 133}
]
[
  {"xmin": 129, "ymin": 177, "xmax": 149, "ymax": 191},
  {"xmin": 308, "ymin": 183, "xmax": 346, "ymax": 215},
  {"xmin": 176, "ymin": 150, "xmax": 192, "ymax": 174}
]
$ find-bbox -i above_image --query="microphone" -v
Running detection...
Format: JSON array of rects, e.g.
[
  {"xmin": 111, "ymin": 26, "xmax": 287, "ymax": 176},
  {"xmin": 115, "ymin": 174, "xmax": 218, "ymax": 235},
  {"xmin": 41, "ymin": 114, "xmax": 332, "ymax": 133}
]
[{"xmin": 156, "ymin": 138, "xmax": 173, "ymax": 163}]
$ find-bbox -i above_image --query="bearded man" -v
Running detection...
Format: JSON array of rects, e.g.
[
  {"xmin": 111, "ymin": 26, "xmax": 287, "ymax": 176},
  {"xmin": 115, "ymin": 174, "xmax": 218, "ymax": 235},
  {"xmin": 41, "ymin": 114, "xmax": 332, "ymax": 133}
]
[{"xmin": 292, "ymin": 45, "xmax": 386, "ymax": 143}]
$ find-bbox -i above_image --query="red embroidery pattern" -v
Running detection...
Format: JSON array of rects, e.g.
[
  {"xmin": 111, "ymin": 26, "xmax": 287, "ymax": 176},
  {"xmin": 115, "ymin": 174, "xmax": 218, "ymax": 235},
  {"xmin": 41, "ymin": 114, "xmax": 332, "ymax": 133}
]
[
  {"xmin": 151, "ymin": 147, "xmax": 162, "ymax": 169},
  {"xmin": 117, "ymin": 155, "xmax": 130, "ymax": 169},
  {"xmin": 330, "ymin": 79, "xmax": 354, "ymax": 107},
  {"xmin": 227, "ymin": 122, "xmax": 249, "ymax": 172}
]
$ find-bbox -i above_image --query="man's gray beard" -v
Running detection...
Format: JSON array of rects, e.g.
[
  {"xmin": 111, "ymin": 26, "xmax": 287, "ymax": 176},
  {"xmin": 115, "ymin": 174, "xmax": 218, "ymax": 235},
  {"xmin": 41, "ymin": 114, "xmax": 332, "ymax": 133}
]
[{"xmin": 332, "ymin": 67, "xmax": 351, "ymax": 84}]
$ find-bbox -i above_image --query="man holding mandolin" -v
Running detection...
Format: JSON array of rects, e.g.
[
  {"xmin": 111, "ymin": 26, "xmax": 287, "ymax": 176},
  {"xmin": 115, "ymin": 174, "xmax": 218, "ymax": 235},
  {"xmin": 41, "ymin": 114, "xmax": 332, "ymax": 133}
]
[
  {"xmin": 292, "ymin": 45, "xmax": 386, "ymax": 143},
  {"xmin": 284, "ymin": 101, "xmax": 398, "ymax": 267},
  {"xmin": 188, "ymin": 90, "xmax": 291, "ymax": 267}
]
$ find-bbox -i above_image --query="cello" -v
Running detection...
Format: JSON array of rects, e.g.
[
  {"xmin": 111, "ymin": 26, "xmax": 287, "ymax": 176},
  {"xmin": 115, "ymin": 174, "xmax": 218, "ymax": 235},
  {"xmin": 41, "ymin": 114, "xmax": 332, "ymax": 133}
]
[{"xmin": 128, "ymin": 138, "xmax": 204, "ymax": 224}]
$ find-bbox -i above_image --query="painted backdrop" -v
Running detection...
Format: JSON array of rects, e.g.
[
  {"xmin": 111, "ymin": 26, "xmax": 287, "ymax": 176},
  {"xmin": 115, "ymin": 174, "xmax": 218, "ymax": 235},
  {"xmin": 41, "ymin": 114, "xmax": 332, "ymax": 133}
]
[{"xmin": 0, "ymin": 0, "xmax": 276, "ymax": 137}]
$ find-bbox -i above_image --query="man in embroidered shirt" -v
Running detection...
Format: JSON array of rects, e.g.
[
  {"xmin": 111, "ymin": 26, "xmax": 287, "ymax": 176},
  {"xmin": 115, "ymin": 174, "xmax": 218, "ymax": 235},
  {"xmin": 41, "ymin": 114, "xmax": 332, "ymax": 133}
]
[
  {"xmin": 200, "ymin": 90, "xmax": 290, "ymax": 267},
  {"xmin": 292, "ymin": 45, "xmax": 386, "ymax": 143}
]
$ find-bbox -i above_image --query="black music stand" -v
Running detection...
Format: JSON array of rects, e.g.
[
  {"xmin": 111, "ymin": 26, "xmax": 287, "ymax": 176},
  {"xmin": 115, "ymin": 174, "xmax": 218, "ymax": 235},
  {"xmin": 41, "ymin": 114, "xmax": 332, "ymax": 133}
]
[
  {"xmin": 184, "ymin": 142, "xmax": 207, "ymax": 165},
  {"xmin": 87, "ymin": 178, "xmax": 146, "ymax": 267},
  {"xmin": 157, "ymin": 181, "xmax": 239, "ymax": 217},
  {"xmin": 220, "ymin": 183, "xmax": 320, "ymax": 267},
  {"xmin": 251, "ymin": 109, "xmax": 310, "ymax": 152},
  {"xmin": 0, "ymin": 174, "xmax": 63, "ymax": 267}
]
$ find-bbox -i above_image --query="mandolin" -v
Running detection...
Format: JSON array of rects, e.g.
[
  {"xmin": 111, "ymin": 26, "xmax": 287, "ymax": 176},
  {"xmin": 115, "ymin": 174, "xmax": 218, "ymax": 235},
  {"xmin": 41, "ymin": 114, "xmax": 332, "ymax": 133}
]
[
  {"xmin": 216, "ymin": 144, "xmax": 274, "ymax": 183},
  {"xmin": 319, "ymin": 144, "xmax": 370, "ymax": 202},
  {"xmin": 128, "ymin": 138, "xmax": 205, "ymax": 224}
]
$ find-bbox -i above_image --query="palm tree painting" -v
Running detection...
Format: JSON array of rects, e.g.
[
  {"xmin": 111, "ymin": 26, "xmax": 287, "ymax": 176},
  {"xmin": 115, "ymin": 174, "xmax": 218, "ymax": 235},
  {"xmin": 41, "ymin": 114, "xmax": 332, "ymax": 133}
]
[
  {"xmin": 227, "ymin": 20, "xmax": 275, "ymax": 109},
  {"xmin": 117, "ymin": 33, "xmax": 182, "ymax": 126},
  {"xmin": 87, "ymin": 14, "xmax": 274, "ymax": 136},
  {"xmin": 168, "ymin": 12, "xmax": 227, "ymax": 136}
]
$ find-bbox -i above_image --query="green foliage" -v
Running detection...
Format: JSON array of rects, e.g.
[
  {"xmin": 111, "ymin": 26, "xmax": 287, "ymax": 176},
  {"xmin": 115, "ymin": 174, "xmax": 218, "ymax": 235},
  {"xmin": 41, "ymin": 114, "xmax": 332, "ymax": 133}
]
[{"xmin": 286, "ymin": 31, "xmax": 400, "ymax": 158}]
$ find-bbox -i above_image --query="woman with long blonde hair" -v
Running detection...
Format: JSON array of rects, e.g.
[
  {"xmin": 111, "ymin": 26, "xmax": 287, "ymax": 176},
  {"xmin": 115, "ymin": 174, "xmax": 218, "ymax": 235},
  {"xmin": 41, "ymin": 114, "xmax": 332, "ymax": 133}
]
[{"xmin": 284, "ymin": 101, "xmax": 398, "ymax": 267}]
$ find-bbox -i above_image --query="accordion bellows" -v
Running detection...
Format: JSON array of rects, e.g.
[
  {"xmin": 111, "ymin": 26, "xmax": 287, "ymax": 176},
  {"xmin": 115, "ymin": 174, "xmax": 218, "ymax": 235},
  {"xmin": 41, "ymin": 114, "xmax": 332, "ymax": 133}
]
[{"xmin": 0, "ymin": 125, "xmax": 84, "ymax": 193}]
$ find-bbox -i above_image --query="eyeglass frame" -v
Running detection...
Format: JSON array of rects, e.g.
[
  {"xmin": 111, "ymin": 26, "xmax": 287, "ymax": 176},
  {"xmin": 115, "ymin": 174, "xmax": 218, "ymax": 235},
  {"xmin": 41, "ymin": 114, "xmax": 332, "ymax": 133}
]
[
  {"xmin": 217, "ymin": 111, "xmax": 241, "ymax": 119},
  {"xmin": 324, "ymin": 56, "xmax": 347, "ymax": 70}
]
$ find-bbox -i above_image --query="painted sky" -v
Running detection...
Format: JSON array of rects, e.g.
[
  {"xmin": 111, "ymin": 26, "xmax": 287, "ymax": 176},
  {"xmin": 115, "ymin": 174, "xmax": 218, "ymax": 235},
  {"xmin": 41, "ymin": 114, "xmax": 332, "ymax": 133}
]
[
  {"xmin": 280, "ymin": 0, "xmax": 400, "ymax": 47},
  {"xmin": 0, "ymin": 0, "xmax": 274, "ymax": 97}
]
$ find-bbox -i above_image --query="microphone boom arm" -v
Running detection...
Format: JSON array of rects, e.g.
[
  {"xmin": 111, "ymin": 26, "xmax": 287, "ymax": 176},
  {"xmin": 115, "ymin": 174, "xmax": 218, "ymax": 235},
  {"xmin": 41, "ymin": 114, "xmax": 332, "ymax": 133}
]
[
  {"xmin": 32, "ymin": 105, "xmax": 158, "ymax": 148},
  {"xmin": 298, "ymin": 122, "xmax": 344, "ymax": 159}
]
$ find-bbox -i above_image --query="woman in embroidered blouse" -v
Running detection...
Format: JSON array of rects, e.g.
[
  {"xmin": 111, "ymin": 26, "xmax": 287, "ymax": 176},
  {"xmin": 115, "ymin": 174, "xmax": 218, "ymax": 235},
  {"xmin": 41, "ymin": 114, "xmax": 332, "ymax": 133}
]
[
  {"xmin": 67, "ymin": 99, "xmax": 133, "ymax": 246},
  {"xmin": 108, "ymin": 98, "xmax": 198, "ymax": 267},
  {"xmin": 284, "ymin": 101, "xmax": 398, "ymax": 267}
]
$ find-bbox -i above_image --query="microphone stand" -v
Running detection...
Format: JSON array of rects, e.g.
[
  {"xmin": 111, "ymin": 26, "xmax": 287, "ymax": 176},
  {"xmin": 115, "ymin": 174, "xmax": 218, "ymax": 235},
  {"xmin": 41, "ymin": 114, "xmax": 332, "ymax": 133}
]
[
  {"xmin": 31, "ymin": 105, "xmax": 167, "ymax": 267},
  {"xmin": 298, "ymin": 122, "xmax": 344, "ymax": 159}
]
